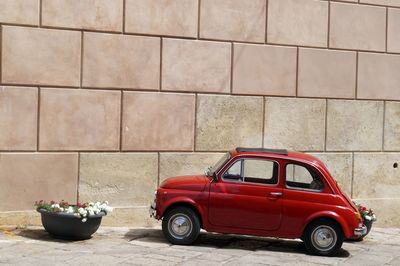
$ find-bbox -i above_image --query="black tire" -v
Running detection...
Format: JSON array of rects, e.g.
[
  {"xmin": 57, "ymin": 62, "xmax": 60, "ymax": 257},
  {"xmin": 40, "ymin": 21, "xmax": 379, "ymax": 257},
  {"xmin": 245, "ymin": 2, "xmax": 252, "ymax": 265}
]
[
  {"xmin": 303, "ymin": 218, "xmax": 344, "ymax": 256},
  {"xmin": 162, "ymin": 207, "xmax": 200, "ymax": 245}
]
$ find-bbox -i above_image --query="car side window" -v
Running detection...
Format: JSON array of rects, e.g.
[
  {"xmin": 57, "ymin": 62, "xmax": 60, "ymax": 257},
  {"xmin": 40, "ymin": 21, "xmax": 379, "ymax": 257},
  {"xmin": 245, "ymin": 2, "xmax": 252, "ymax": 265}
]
[
  {"xmin": 285, "ymin": 163, "xmax": 324, "ymax": 191},
  {"xmin": 223, "ymin": 160, "xmax": 242, "ymax": 181},
  {"xmin": 223, "ymin": 159, "xmax": 278, "ymax": 185}
]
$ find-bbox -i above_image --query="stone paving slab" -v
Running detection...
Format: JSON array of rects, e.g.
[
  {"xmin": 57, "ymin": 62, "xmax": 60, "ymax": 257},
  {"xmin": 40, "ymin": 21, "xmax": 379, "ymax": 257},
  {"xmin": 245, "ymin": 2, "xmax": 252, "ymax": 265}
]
[{"xmin": 0, "ymin": 225, "xmax": 399, "ymax": 265}]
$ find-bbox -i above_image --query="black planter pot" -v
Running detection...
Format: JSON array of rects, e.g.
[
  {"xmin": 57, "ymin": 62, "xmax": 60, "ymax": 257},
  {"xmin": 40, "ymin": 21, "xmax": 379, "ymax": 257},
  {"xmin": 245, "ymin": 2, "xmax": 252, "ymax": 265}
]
[
  {"xmin": 363, "ymin": 219, "xmax": 373, "ymax": 236},
  {"xmin": 38, "ymin": 209, "xmax": 105, "ymax": 240}
]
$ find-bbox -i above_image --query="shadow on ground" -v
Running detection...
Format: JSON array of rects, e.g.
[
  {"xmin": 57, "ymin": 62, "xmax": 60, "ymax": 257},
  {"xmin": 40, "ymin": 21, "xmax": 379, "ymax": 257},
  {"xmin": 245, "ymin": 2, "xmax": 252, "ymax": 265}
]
[{"xmin": 123, "ymin": 228, "xmax": 350, "ymax": 258}]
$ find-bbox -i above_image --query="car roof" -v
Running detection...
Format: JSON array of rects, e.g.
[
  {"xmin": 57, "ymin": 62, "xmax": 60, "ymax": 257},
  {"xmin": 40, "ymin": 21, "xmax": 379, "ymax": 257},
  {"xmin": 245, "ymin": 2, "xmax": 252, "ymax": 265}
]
[{"xmin": 232, "ymin": 147, "xmax": 325, "ymax": 167}]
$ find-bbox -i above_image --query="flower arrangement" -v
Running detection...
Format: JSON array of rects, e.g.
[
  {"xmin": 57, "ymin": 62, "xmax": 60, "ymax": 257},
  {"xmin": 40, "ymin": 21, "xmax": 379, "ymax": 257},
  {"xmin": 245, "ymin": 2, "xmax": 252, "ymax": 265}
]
[
  {"xmin": 35, "ymin": 200, "xmax": 113, "ymax": 223},
  {"xmin": 356, "ymin": 203, "xmax": 377, "ymax": 222}
]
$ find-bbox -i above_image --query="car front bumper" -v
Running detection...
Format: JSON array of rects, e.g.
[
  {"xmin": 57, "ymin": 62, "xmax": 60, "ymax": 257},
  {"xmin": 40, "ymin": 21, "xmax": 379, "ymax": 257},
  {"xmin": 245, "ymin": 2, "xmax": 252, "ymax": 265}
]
[
  {"xmin": 149, "ymin": 202, "xmax": 156, "ymax": 218},
  {"xmin": 354, "ymin": 224, "xmax": 368, "ymax": 236}
]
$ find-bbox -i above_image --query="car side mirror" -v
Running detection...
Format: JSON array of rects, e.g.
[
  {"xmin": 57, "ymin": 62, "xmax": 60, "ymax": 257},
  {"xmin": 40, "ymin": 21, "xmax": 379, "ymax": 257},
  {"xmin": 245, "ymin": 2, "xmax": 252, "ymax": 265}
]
[{"xmin": 212, "ymin": 172, "xmax": 218, "ymax": 182}]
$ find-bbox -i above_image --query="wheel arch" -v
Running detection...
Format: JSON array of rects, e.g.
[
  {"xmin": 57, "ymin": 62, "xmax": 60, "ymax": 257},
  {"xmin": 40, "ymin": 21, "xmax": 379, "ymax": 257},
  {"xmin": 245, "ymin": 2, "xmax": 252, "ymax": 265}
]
[
  {"xmin": 162, "ymin": 201, "xmax": 204, "ymax": 228},
  {"xmin": 302, "ymin": 212, "xmax": 350, "ymax": 238}
]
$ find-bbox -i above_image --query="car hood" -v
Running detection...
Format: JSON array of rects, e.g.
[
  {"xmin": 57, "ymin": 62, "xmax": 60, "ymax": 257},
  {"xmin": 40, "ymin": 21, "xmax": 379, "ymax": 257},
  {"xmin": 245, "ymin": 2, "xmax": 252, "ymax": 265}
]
[{"xmin": 160, "ymin": 175, "xmax": 209, "ymax": 191}]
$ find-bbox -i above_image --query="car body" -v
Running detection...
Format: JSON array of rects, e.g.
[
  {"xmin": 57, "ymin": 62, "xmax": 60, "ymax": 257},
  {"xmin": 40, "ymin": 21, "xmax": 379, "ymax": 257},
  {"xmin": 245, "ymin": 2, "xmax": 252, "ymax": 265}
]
[{"xmin": 150, "ymin": 148, "xmax": 366, "ymax": 256}]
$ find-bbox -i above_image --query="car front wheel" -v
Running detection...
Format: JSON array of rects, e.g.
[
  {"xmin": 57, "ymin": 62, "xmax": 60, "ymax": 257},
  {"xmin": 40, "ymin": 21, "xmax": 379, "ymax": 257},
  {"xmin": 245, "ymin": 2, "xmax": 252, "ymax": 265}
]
[
  {"xmin": 162, "ymin": 207, "xmax": 200, "ymax": 245},
  {"xmin": 303, "ymin": 218, "xmax": 344, "ymax": 256}
]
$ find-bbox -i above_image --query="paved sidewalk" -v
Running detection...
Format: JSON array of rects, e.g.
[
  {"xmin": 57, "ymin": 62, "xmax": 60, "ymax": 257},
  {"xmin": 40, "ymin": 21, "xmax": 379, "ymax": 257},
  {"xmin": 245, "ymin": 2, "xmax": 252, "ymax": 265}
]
[{"xmin": 0, "ymin": 225, "xmax": 399, "ymax": 265}]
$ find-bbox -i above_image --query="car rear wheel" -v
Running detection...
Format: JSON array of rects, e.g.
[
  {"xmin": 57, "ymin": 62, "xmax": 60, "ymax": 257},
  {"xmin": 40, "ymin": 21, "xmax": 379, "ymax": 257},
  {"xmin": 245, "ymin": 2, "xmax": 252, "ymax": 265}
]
[
  {"xmin": 303, "ymin": 218, "xmax": 344, "ymax": 256},
  {"xmin": 162, "ymin": 207, "xmax": 200, "ymax": 245}
]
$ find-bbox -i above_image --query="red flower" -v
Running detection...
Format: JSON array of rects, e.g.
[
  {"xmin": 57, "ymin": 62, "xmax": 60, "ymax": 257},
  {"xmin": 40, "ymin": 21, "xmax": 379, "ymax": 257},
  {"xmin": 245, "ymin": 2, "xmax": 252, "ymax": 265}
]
[
  {"xmin": 77, "ymin": 202, "xmax": 81, "ymax": 208},
  {"xmin": 50, "ymin": 200, "xmax": 55, "ymax": 204}
]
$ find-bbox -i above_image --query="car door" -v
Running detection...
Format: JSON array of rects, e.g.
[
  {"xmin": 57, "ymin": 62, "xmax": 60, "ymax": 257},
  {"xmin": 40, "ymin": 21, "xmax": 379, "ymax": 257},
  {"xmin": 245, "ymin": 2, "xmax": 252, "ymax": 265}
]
[
  {"xmin": 280, "ymin": 161, "xmax": 334, "ymax": 235},
  {"xmin": 208, "ymin": 157, "xmax": 283, "ymax": 231}
]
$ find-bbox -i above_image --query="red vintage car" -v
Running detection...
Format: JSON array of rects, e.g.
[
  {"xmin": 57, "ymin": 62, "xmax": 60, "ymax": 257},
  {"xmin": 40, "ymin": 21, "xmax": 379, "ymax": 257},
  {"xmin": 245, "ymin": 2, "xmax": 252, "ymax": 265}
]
[{"xmin": 149, "ymin": 148, "xmax": 366, "ymax": 256}]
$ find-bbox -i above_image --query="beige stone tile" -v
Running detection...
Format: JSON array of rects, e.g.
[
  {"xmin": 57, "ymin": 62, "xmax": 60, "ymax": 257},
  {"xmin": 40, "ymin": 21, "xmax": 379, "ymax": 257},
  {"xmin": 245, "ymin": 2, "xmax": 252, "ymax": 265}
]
[
  {"xmin": 0, "ymin": 153, "xmax": 78, "ymax": 211},
  {"xmin": 79, "ymin": 153, "xmax": 158, "ymax": 206},
  {"xmin": 232, "ymin": 44, "xmax": 296, "ymax": 96},
  {"xmin": 0, "ymin": 0, "xmax": 39, "ymax": 25},
  {"xmin": 125, "ymin": 0, "xmax": 197, "ymax": 37},
  {"xmin": 351, "ymin": 199, "xmax": 400, "ymax": 228},
  {"xmin": 200, "ymin": 0, "xmax": 266, "ymax": 42},
  {"xmin": 162, "ymin": 39, "xmax": 231, "ymax": 93},
  {"xmin": 0, "ymin": 211, "xmax": 40, "ymax": 226},
  {"xmin": 298, "ymin": 48, "xmax": 356, "ymax": 99},
  {"xmin": 353, "ymin": 153, "xmax": 400, "ymax": 199},
  {"xmin": 308, "ymin": 153, "xmax": 353, "ymax": 196},
  {"xmin": 42, "ymin": 0, "xmax": 123, "ymax": 31},
  {"xmin": 196, "ymin": 95, "xmax": 263, "ymax": 151},
  {"xmin": 101, "ymin": 207, "xmax": 157, "ymax": 227},
  {"xmin": 39, "ymin": 88, "xmax": 121, "ymax": 151},
  {"xmin": 0, "ymin": 87, "xmax": 37, "ymax": 150},
  {"xmin": 330, "ymin": 3, "xmax": 386, "ymax": 51},
  {"xmin": 360, "ymin": 0, "xmax": 400, "ymax": 7},
  {"xmin": 384, "ymin": 102, "xmax": 400, "ymax": 150},
  {"xmin": 358, "ymin": 53, "xmax": 400, "ymax": 101},
  {"xmin": 267, "ymin": 0, "xmax": 328, "ymax": 47},
  {"xmin": 388, "ymin": 8, "xmax": 400, "ymax": 53},
  {"xmin": 122, "ymin": 92, "xmax": 195, "ymax": 151},
  {"xmin": 264, "ymin": 97, "xmax": 326, "ymax": 151},
  {"xmin": 83, "ymin": 32, "xmax": 160, "ymax": 90},
  {"xmin": 159, "ymin": 152, "xmax": 224, "ymax": 182},
  {"xmin": 1, "ymin": 26, "xmax": 80, "ymax": 86},
  {"xmin": 326, "ymin": 100, "xmax": 384, "ymax": 151}
]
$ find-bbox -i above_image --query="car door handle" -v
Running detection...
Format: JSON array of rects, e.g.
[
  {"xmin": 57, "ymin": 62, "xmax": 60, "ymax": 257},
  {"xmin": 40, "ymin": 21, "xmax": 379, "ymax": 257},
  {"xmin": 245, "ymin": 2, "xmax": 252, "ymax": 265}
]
[{"xmin": 269, "ymin": 192, "xmax": 283, "ymax": 198}]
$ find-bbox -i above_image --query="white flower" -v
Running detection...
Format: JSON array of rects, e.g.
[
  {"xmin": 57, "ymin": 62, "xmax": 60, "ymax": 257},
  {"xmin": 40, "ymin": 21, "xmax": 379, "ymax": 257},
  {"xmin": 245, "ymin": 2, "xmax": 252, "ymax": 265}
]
[
  {"xmin": 82, "ymin": 218, "xmax": 87, "ymax": 223},
  {"xmin": 105, "ymin": 206, "xmax": 113, "ymax": 213},
  {"xmin": 67, "ymin": 206, "xmax": 74, "ymax": 213},
  {"xmin": 59, "ymin": 207, "xmax": 64, "ymax": 212}
]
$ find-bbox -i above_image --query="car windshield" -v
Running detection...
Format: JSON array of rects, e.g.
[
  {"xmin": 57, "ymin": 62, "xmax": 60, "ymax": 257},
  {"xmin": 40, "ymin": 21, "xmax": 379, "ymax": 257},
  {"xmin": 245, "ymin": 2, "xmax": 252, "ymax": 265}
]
[{"xmin": 206, "ymin": 152, "xmax": 231, "ymax": 176}]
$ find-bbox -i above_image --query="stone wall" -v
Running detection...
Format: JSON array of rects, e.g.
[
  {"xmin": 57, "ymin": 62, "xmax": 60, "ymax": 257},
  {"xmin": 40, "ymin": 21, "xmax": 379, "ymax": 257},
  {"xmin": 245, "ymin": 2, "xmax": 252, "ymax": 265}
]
[{"xmin": 0, "ymin": 0, "xmax": 399, "ymax": 227}]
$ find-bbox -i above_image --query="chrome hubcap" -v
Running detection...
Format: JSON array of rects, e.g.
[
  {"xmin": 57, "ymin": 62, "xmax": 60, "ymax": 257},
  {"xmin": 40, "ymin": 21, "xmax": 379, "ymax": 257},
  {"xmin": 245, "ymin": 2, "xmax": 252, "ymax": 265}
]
[
  {"xmin": 311, "ymin": 225, "xmax": 337, "ymax": 251},
  {"xmin": 168, "ymin": 214, "xmax": 192, "ymax": 239}
]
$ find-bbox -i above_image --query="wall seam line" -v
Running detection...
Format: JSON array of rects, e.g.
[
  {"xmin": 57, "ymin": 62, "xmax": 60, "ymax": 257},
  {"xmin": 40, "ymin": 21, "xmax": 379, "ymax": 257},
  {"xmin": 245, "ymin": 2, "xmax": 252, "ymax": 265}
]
[
  {"xmin": 197, "ymin": 0, "xmax": 201, "ymax": 39},
  {"xmin": 77, "ymin": 152, "xmax": 81, "ymax": 203},
  {"xmin": 385, "ymin": 7, "xmax": 389, "ymax": 53},
  {"xmin": 382, "ymin": 101, "xmax": 386, "ymax": 151},
  {"xmin": 122, "ymin": 0, "xmax": 126, "ymax": 33},
  {"xmin": 324, "ymin": 99, "xmax": 328, "ymax": 152},
  {"xmin": 265, "ymin": 0, "xmax": 268, "ymax": 44},
  {"xmin": 80, "ymin": 31, "xmax": 84, "ymax": 88},
  {"xmin": 355, "ymin": 51, "xmax": 359, "ymax": 99},
  {"xmin": 194, "ymin": 93, "xmax": 198, "ymax": 151},
  {"xmin": 159, "ymin": 37, "xmax": 163, "ymax": 91},
  {"xmin": 262, "ymin": 96, "xmax": 266, "ymax": 148},
  {"xmin": 351, "ymin": 152, "xmax": 355, "ymax": 198},
  {"xmin": 39, "ymin": 0, "xmax": 42, "ymax": 27},
  {"xmin": 327, "ymin": 0, "xmax": 331, "ymax": 48},
  {"xmin": 119, "ymin": 90, "xmax": 124, "ymax": 151},
  {"xmin": 295, "ymin": 47, "xmax": 299, "ymax": 97},
  {"xmin": 36, "ymin": 87, "xmax": 41, "ymax": 151}
]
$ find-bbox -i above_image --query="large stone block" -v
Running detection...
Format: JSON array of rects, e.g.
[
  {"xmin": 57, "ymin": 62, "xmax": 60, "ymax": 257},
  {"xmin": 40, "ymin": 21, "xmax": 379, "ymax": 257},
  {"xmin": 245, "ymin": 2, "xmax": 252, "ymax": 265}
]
[
  {"xmin": 101, "ymin": 207, "xmax": 157, "ymax": 227},
  {"xmin": 42, "ymin": 0, "xmax": 123, "ymax": 31},
  {"xmin": 384, "ymin": 102, "xmax": 400, "ymax": 151},
  {"xmin": 196, "ymin": 95, "xmax": 263, "ymax": 151},
  {"xmin": 159, "ymin": 152, "xmax": 224, "ymax": 182},
  {"xmin": 264, "ymin": 97, "xmax": 326, "ymax": 151},
  {"xmin": 309, "ymin": 153, "xmax": 353, "ymax": 196},
  {"xmin": 39, "ymin": 88, "xmax": 121, "ymax": 151},
  {"xmin": 388, "ymin": 8, "xmax": 400, "ymax": 53},
  {"xmin": 125, "ymin": 0, "xmax": 197, "ymax": 38},
  {"xmin": 326, "ymin": 100, "xmax": 384, "ymax": 151},
  {"xmin": 232, "ymin": 44, "xmax": 296, "ymax": 96},
  {"xmin": 358, "ymin": 53, "xmax": 400, "ymax": 101},
  {"xmin": 162, "ymin": 39, "xmax": 231, "ymax": 93},
  {"xmin": 122, "ymin": 92, "xmax": 195, "ymax": 151},
  {"xmin": 79, "ymin": 153, "xmax": 158, "ymax": 206},
  {"xmin": 1, "ymin": 26, "xmax": 81, "ymax": 86},
  {"xmin": 330, "ymin": 2, "xmax": 386, "ymax": 51},
  {"xmin": 298, "ymin": 48, "xmax": 356, "ymax": 99},
  {"xmin": 0, "ymin": 153, "xmax": 78, "ymax": 211},
  {"xmin": 351, "ymin": 199, "xmax": 400, "ymax": 228},
  {"xmin": 360, "ymin": 0, "xmax": 400, "ymax": 7},
  {"xmin": 353, "ymin": 153, "xmax": 400, "ymax": 199},
  {"xmin": 0, "ymin": 0, "xmax": 39, "ymax": 25},
  {"xmin": 200, "ymin": 0, "xmax": 266, "ymax": 42},
  {"xmin": 267, "ymin": 0, "xmax": 328, "ymax": 47},
  {"xmin": 0, "ymin": 87, "xmax": 37, "ymax": 150},
  {"xmin": 83, "ymin": 32, "xmax": 160, "ymax": 90}
]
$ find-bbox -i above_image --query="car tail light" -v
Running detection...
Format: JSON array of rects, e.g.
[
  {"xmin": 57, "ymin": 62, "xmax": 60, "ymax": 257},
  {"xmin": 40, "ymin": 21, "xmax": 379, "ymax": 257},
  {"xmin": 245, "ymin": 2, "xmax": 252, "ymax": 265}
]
[{"xmin": 354, "ymin": 211, "xmax": 362, "ymax": 222}]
